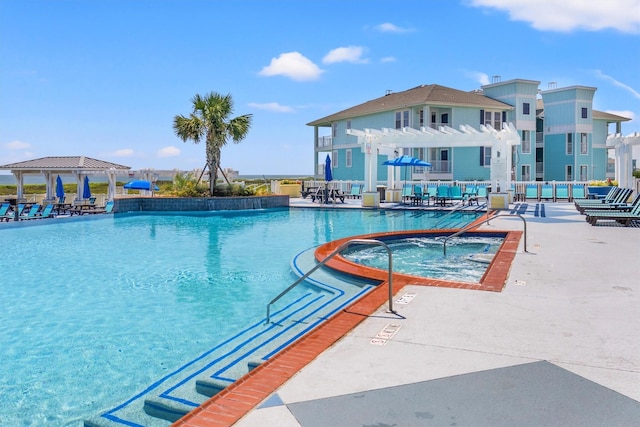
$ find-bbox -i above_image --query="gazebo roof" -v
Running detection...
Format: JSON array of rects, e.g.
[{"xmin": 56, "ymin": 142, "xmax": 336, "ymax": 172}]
[{"xmin": 0, "ymin": 156, "xmax": 131, "ymax": 172}]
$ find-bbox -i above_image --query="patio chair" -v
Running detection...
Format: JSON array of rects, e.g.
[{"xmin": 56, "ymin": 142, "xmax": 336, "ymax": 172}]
[
  {"xmin": 348, "ymin": 184, "xmax": 362, "ymax": 199},
  {"xmin": 411, "ymin": 185, "xmax": 430, "ymax": 206},
  {"xmin": 570, "ymin": 184, "xmax": 587, "ymax": 202},
  {"xmin": 449, "ymin": 185, "xmax": 464, "ymax": 203},
  {"xmin": 435, "ymin": 185, "xmax": 451, "ymax": 206},
  {"xmin": 464, "ymin": 185, "xmax": 479, "ymax": 205},
  {"xmin": 555, "ymin": 184, "xmax": 569, "ymax": 202},
  {"xmin": 426, "ymin": 184, "xmax": 438, "ymax": 201},
  {"xmin": 1, "ymin": 203, "xmax": 25, "ymax": 221},
  {"xmin": 525, "ymin": 184, "xmax": 538, "ymax": 200},
  {"xmin": 477, "ymin": 185, "xmax": 488, "ymax": 199},
  {"xmin": 540, "ymin": 184, "xmax": 553, "ymax": 201},
  {"xmin": 585, "ymin": 200, "xmax": 640, "ymax": 226},
  {"xmin": 401, "ymin": 184, "xmax": 413, "ymax": 203}
]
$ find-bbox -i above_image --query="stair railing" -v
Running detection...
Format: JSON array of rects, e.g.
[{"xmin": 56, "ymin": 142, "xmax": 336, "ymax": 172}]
[{"xmin": 266, "ymin": 238, "xmax": 394, "ymax": 324}]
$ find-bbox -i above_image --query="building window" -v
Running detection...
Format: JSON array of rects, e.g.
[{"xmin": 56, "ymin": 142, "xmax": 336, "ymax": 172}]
[
  {"xmin": 332, "ymin": 123, "xmax": 337, "ymax": 138},
  {"xmin": 346, "ymin": 149, "xmax": 352, "ymax": 168},
  {"xmin": 521, "ymin": 130, "xmax": 531, "ymax": 154},
  {"xmin": 566, "ymin": 165, "xmax": 573, "ymax": 181},
  {"xmin": 581, "ymin": 108, "xmax": 588, "ymax": 119},
  {"xmin": 480, "ymin": 146, "xmax": 492, "ymax": 166},
  {"xmin": 441, "ymin": 113, "xmax": 449, "ymax": 125},
  {"xmin": 566, "ymin": 133, "xmax": 573, "ymax": 155},
  {"xmin": 579, "ymin": 165, "xmax": 588, "ymax": 181},
  {"xmin": 523, "ymin": 102, "xmax": 530, "ymax": 115},
  {"xmin": 580, "ymin": 133, "xmax": 588, "ymax": 154},
  {"xmin": 521, "ymin": 164, "xmax": 531, "ymax": 181},
  {"xmin": 346, "ymin": 120, "xmax": 351, "ymax": 131},
  {"xmin": 332, "ymin": 150, "xmax": 338, "ymax": 168},
  {"xmin": 419, "ymin": 109, "xmax": 424, "ymax": 127},
  {"xmin": 484, "ymin": 111, "xmax": 501, "ymax": 129},
  {"xmin": 395, "ymin": 110, "xmax": 410, "ymax": 129}
]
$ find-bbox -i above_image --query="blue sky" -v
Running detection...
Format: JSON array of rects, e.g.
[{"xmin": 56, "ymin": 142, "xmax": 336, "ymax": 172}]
[{"xmin": 1, "ymin": 0, "xmax": 639, "ymax": 175}]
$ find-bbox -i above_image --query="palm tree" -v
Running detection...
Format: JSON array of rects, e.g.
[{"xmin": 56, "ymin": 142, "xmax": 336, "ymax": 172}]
[{"xmin": 173, "ymin": 92, "xmax": 252, "ymax": 195}]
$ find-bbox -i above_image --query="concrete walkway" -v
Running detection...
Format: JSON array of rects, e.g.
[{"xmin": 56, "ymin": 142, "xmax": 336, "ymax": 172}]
[{"xmin": 233, "ymin": 200, "xmax": 640, "ymax": 426}]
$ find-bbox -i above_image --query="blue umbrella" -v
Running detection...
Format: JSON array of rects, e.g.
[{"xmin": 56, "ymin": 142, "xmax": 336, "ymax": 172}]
[
  {"xmin": 323, "ymin": 155, "xmax": 333, "ymax": 203},
  {"xmin": 55, "ymin": 175, "xmax": 65, "ymax": 199},
  {"xmin": 324, "ymin": 154, "xmax": 333, "ymax": 182},
  {"xmin": 83, "ymin": 176, "xmax": 91, "ymax": 199},
  {"xmin": 383, "ymin": 155, "xmax": 431, "ymax": 185},
  {"xmin": 382, "ymin": 155, "xmax": 432, "ymax": 167},
  {"xmin": 124, "ymin": 180, "xmax": 159, "ymax": 191}
]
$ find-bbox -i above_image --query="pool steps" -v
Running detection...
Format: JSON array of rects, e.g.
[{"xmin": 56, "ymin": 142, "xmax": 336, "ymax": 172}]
[{"xmin": 84, "ymin": 247, "xmax": 375, "ymax": 427}]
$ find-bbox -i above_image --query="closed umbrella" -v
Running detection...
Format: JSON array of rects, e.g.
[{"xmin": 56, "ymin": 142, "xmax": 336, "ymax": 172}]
[
  {"xmin": 55, "ymin": 175, "xmax": 65, "ymax": 201},
  {"xmin": 324, "ymin": 154, "xmax": 333, "ymax": 204},
  {"xmin": 83, "ymin": 176, "xmax": 91, "ymax": 200}
]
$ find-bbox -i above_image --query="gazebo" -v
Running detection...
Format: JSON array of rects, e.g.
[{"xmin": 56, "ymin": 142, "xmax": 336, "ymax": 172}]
[{"xmin": 0, "ymin": 156, "xmax": 131, "ymax": 202}]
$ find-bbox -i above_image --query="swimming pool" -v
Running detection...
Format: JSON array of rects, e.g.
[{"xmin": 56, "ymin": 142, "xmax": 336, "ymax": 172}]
[{"xmin": 0, "ymin": 208, "xmax": 482, "ymax": 426}]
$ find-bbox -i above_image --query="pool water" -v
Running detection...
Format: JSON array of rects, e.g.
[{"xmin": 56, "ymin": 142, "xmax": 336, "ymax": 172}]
[
  {"xmin": 342, "ymin": 235, "xmax": 503, "ymax": 283},
  {"xmin": 0, "ymin": 208, "xmax": 481, "ymax": 426}
]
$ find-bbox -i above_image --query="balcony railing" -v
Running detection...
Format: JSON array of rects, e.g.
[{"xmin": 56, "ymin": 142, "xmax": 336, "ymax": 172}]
[
  {"xmin": 428, "ymin": 160, "xmax": 451, "ymax": 173},
  {"xmin": 316, "ymin": 136, "xmax": 332, "ymax": 148}
]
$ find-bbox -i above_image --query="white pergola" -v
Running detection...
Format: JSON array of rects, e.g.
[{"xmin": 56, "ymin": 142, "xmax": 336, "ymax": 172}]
[
  {"xmin": 606, "ymin": 132, "xmax": 640, "ymax": 189},
  {"xmin": 0, "ymin": 156, "xmax": 131, "ymax": 202},
  {"xmin": 347, "ymin": 123, "xmax": 521, "ymax": 200}
]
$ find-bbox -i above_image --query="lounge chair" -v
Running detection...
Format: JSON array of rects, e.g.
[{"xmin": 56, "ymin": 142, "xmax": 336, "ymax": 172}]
[
  {"xmin": 2, "ymin": 203, "xmax": 25, "ymax": 221},
  {"xmin": 464, "ymin": 185, "xmax": 479, "ymax": 205},
  {"xmin": 540, "ymin": 184, "xmax": 553, "ymax": 201},
  {"xmin": 86, "ymin": 200, "xmax": 115, "ymax": 214},
  {"xmin": 35, "ymin": 204, "xmax": 55, "ymax": 219},
  {"xmin": 476, "ymin": 185, "xmax": 488, "ymax": 200},
  {"xmin": 585, "ymin": 200, "xmax": 640, "ymax": 226},
  {"xmin": 575, "ymin": 188, "xmax": 630, "ymax": 211},
  {"xmin": 0, "ymin": 203, "xmax": 10, "ymax": 219},
  {"xmin": 19, "ymin": 204, "xmax": 41, "ymax": 220},
  {"xmin": 574, "ymin": 187, "xmax": 621, "ymax": 208},
  {"xmin": 580, "ymin": 193, "xmax": 639, "ymax": 215}
]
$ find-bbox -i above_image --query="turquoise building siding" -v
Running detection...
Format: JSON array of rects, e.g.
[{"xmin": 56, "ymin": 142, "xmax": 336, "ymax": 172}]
[{"xmin": 309, "ymin": 79, "xmax": 630, "ymax": 184}]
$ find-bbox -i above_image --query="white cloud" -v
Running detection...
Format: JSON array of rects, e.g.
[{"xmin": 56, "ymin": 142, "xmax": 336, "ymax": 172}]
[
  {"xmin": 113, "ymin": 148, "xmax": 135, "ymax": 157},
  {"xmin": 606, "ymin": 109, "xmax": 635, "ymax": 121},
  {"xmin": 323, "ymin": 46, "xmax": 368, "ymax": 64},
  {"xmin": 157, "ymin": 146, "xmax": 181, "ymax": 158},
  {"xmin": 248, "ymin": 102, "xmax": 295, "ymax": 113},
  {"xmin": 465, "ymin": 71, "xmax": 491, "ymax": 86},
  {"xmin": 375, "ymin": 22, "xmax": 414, "ymax": 33},
  {"xmin": 259, "ymin": 52, "xmax": 324, "ymax": 81},
  {"xmin": 469, "ymin": 0, "xmax": 640, "ymax": 33},
  {"xmin": 5, "ymin": 140, "xmax": 31, "ymax": 150},
  {"xmin": 380, "ymin": 56, "xmax": 397, "ymax": 63},
  {"xmin": 594, "ymin": 70, "xmax": 640, "ymax": 99}
]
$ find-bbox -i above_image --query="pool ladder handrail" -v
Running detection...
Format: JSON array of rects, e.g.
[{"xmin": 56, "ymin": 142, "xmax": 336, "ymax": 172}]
[
  {"xmin": 442, "ymin": 213, "xmax": 528, "ymax": 255},
  {"xmin": 266, "ymin": 238, "xmax": 395, "ymax": 325}
]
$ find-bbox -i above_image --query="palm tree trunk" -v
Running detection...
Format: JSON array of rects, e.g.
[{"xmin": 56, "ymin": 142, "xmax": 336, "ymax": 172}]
[{"xmin": 206, "ymin": 142, "xmax": 217, "ymax": 195}]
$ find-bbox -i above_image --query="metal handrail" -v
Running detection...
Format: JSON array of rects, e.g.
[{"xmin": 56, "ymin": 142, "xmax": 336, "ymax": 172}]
[
  {"xmin": 266, "ymin": 238, "xmax": 394, "ymax": 324},
  {"xmin": 442, "ymin": 213, "xmax": 528, "ymax": 255}
]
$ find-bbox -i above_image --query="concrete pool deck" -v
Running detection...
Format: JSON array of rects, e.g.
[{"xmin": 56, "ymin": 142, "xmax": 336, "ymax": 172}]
[{"xmin": 175, "ymin": 199, "xmax": 640, "ymax": 426}]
